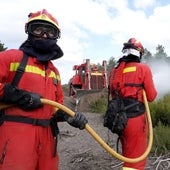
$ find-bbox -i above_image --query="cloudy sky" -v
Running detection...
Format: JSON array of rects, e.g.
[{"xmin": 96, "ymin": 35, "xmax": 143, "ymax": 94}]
[{"xmin": 0, "ymin": 0, "xmax": 170, "ymax": 87}]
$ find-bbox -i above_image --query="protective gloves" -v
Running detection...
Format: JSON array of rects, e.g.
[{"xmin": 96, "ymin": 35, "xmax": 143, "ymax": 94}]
[
  {"xmin": 2, "ymin": 83, "xmax": 42, "ymax": 110},
  {"xmin": 55, "ymin": 109, "xmax": 88, "ymax": 130},
  {"xmin": 54, "ymin": 109, "xmax": 68, "ymax": 122},
  {"xmin": 18, "ymin": 93, "xmax": 42, "ymax": 110},
  {"xmin": 66, "ymin": 112, "xmax": 88, "ymax": 130}
]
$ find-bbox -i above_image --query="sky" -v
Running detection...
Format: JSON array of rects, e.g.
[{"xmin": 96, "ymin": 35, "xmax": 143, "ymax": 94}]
[{"xmin": 0, "ymin": 0, "xmax": 170, "ymax": 95}]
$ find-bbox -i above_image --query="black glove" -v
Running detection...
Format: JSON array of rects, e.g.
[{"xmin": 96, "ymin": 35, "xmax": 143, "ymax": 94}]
[
  {"xmin": 2, "ymin": 83, "xmax": 42, "ymax": 110},
  {"xmin": 54, "ymin": 109, "xmax": 68, "ymax": 122},
  {"xmin": 18, "ymin": 92, "xmax": 42, "ymax": 110},
  {"xmin": 66, "ymin": 112, "xmax": 88, "ymax": 130}
]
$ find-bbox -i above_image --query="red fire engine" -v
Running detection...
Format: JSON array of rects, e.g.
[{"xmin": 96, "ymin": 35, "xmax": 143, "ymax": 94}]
[{"xmin": 68, "ymin": 59, "xmax": 108, "ymax": 110}]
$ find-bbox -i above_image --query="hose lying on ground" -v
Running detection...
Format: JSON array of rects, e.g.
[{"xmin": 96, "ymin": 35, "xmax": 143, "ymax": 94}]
[{"xmin": 0, "ymin": 91, "xmax": 153, "ymax": 163}]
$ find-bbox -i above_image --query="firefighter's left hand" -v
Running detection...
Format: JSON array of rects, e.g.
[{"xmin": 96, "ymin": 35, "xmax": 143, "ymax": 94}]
[{"xmin": 66, "ymin": 112, "xmax": 88, "ymax": 130}]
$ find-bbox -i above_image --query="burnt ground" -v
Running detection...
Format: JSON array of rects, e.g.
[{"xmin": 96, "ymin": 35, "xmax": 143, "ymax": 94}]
[{"xmin": 57, "ymin": 91, "xmax": 170, "ymax": 170}]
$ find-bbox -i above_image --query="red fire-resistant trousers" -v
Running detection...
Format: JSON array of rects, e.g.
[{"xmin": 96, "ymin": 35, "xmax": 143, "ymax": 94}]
[
  {"xmin": 121, "ymin": 114, "xmax": 148, "ymax": 170},
  {"xmin": 0, "ymin": 121, "xmax": 58, "ymax": 170}
]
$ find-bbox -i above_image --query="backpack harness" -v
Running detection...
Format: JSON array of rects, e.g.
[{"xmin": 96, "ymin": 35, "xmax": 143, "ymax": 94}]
[
  {"xmin": 109, "ymin": 61, "xmax": 145, "ymax": 118},
  {"xmin": 0, "ymin": 53, "xmax": 59, "ymax": 157}
]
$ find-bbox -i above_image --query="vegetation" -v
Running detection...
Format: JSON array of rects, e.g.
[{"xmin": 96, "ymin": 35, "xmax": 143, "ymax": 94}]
[
  {"xmin": 150, "ymin": 94, "xmax": 170, "ymax": 127},
  {"xmin": 0, "ymin": 41, "xmax": 7, "ymax": 51},
  {"xmin": 89, "ymin": 94, "xmax": 107, "ymax": 113},
  {"xmin": 149, "ymin": 94, "xmax": 170, "ymax": 154},
  {"xmin": 152, "ymin": 122, "xmax": 170, "ymax": 154}
]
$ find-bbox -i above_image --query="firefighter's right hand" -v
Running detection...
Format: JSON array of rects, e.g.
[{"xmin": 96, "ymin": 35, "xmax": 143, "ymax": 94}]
[
  {"xmin": 2, "ymin": 83, "xmax": 42, "ymax": 110},
  {"xmin": 18, "ymin": 92, "xmax": 42, "ymax": 110},
  {"xmin": 66, "ymin": 112, "xmax": 88, "ymax": 130}
]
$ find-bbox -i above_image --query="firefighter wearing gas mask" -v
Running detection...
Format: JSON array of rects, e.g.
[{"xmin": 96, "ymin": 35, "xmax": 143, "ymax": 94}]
[
  {"xmin": 108, "ymin": 38, "xmax": 157, "ymax": 170},
  {"xmin": 0, "ymin": 9, "xmax": 87, "ymax": 170}
]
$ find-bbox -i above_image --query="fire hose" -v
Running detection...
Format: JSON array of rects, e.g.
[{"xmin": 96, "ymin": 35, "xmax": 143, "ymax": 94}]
[{"xmin": 0, "ymin": 90, "xmax": 153, "ymax": 163}]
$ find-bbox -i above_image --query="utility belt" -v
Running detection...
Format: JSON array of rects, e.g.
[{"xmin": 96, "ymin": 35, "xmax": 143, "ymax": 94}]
[
  {"xmin": 123, "ymin": 98, "xmax": 146, "ymax": 118},
  {"xmin": 3, "ymin": 115, "xmax": 51, "ymax": 127},
  {"xmin": 0, "ymin": 112, "xmax": 59, "ymax": 157}
]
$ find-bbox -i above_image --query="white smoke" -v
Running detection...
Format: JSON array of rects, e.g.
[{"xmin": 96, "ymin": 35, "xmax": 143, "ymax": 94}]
[{"xmin": 150, "ymin": 59, "xmax": 170, "ymax": 99}]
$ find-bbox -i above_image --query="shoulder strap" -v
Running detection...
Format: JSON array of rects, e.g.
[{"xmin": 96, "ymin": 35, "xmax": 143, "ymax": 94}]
[
  {"xmin": 11, "ymin": 53, "xmax": 28, "ymax": 86},
  {"xmin": 110, "ymin": 61, "xmax": 126, "ymax": 95}
]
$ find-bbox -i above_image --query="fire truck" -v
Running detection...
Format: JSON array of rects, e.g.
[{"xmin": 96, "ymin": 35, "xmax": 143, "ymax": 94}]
[{"xmin": 68, "ymin": 59, "xmax": 108, "ymax": 110}]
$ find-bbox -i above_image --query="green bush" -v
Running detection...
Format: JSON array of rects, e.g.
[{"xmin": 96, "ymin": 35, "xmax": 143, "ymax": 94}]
[
  {"xmin": 149, "ymin": 94, "xmax": 170, "ymax": 126},
  {"xmin": 62, "ymin": 84, "xmax": 69, "ymax": 93},
  {"xmin": 152, "ymin": 121, "xmax": 170, "ymax": 154},
  {"xmin": 149, "ymin": 94, "xmax": 170, "ymax": 154},
  {"xmin": 89, "ymin": 96, "xmax": 107, "ymax": 113}
]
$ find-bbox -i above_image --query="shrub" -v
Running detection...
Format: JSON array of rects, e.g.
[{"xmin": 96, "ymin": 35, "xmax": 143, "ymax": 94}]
[
  {"xmin": 149, "ymin": 94, "xmax": 170, "ymax": 126},
  {"xmin": 152, "ymin": 121, "xmax": 170, "ymax": 154},
  {"xmin": 89, "ymin": 96, "xmax": 107, "ymax": 113}
]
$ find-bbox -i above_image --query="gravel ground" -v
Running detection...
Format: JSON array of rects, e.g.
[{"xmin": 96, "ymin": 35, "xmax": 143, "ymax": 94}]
[
  {"xmin": 57, "ymin": 93, "xmax": 170, "ymax": 170},
  {"xmin": 57, "ymin": 111, "xmax": 169, "ymax": 170},
  {"xmin": 58, "ymin": 112, "xmax": 122, "ymax": 170}
]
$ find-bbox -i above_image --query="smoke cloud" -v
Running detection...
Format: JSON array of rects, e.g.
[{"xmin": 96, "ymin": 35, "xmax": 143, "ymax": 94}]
[{"xmin": 150, "ymin": 60, "xmax": 170, "ymax": 99}]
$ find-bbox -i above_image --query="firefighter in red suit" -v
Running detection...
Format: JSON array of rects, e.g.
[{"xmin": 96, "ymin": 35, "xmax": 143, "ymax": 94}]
[
  {"xmin": 0, "ymin": 9, "xmax": 87, "ymax": 170},
  {"xmin": 108, "ymin": 38, "xmax": 157, "ymax": 170}
]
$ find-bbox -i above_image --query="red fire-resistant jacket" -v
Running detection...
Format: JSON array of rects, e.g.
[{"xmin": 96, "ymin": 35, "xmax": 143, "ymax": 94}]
[
  {"xmin": 109, "ymin": 61, "xmax": 157, "ymax": 102},
  {"xmin": 0, "ymin": 49, "xmax": 64, "ymax": 119}
]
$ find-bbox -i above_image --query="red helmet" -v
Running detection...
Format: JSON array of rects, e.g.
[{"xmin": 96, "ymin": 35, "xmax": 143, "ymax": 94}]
[
  {"xmin": 122, "ymin": 38, "xmax": 144, "ymax": 56},
  {"xmin": 25, "ymin": 9, "xmax": 61, "ymax": 39}
]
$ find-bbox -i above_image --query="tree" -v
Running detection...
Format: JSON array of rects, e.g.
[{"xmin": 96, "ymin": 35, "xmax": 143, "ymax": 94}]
[
  {"xmin": 0, "ymin": 41, "xmax": 7, "ymax": 51},
  {"xmin": 154, "ymin": 45, "xmax": 167, "ymax": 60},
  {"xmin": 107, "ymin": 56, "xmax": 116, "ymax": 73},
  {"xmin": 142, "ymin": 48, "xmax": 153, "ymax": 63}
]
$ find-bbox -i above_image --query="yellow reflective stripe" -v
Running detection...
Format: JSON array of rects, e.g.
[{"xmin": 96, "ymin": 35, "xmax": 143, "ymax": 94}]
[
  {"xmin": 10, "ymin": 62, "xmax": 20, "ymax": 71},
  {"xmin": 123, "ymin": 167, "xmax": 138, "ymax": 170},
  {"xmin": 49, "ymin": 71, "xmax": 61, "ymax": 81},
  {"xmin": 26, "ymin": 65, "xmax": 45, "ymax": 77},
  {"xmin": 10, "ymin": 63, "xmax": 60, "ymax": 80},
  {"xmin": 123, "ymin": 66, "xmax": 136, "ymax": 73}
]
